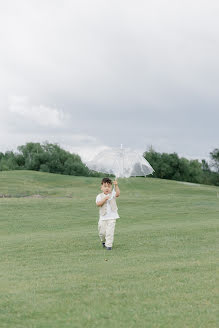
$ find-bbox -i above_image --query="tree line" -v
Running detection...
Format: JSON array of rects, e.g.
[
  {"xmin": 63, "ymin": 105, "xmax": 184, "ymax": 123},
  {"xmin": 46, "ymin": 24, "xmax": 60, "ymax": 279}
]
[
  {"xmin": 0, "ymin": 142, "xmax": 102, "ymax": 177},
  {"xmin": 0, "ymin": 142, "xmax": 218, "ymax": 186},
  {"xmin": 144, "ymin": 147, "xmax": 219, "ymax": 186}
]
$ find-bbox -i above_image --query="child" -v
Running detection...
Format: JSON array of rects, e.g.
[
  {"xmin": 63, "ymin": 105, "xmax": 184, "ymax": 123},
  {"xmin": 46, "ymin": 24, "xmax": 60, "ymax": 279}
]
[{"xmin": 96, "ymin": 177, "xmax": 120, "ymax": 250}]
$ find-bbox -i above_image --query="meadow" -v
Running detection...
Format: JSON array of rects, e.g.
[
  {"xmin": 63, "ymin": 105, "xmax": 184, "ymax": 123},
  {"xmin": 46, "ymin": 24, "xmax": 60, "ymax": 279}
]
[{"xmin": 0, "ymin": 171, "xmax": 218, "ymax": 328}]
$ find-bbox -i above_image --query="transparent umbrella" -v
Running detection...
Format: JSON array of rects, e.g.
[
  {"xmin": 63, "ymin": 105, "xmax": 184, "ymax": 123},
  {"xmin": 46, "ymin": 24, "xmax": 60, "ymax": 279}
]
[{"xmin": 86, "ymin": 145, "xmax": 154, "ymax": 178}]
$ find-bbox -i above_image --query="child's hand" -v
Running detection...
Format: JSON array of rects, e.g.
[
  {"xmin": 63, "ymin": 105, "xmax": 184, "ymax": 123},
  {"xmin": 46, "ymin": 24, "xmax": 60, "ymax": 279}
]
[{"xmin": 113, "ymin": 180, "xmax": 118, "ymax": 186}]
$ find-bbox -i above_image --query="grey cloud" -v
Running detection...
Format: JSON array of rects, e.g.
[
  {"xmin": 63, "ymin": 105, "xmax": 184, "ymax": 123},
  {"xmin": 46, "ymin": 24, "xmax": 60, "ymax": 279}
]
[{"xmin": 0, "ymin": 0, "xmax": 218, "ymax": 160}]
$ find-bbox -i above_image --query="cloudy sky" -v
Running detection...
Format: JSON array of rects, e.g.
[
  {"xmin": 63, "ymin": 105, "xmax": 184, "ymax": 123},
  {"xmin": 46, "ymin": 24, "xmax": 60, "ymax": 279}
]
[{"xmin": 0, "ymin": 0, "xmax": 218, "ymax": 162}]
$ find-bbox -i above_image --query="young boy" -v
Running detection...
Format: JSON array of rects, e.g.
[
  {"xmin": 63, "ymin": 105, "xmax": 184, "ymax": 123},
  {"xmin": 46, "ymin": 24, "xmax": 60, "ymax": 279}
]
[{"xmin": 96, "ymin": 177, "xmax": 120, "ymax": 250}]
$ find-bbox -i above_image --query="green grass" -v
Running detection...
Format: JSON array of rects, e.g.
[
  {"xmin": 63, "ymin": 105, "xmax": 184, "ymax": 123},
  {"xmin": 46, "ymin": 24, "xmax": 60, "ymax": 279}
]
[{"xmin": 0, "ymin": 170, "xmax": 218, "ymax": 328}]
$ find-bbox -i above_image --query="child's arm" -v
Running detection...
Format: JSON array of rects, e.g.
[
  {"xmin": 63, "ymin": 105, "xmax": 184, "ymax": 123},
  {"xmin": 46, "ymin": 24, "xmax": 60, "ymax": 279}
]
[
  {"xmin": 96, "ymin": 195, "xmax": 110, "ymax": 207},
  {"xmin": 113, "ymin": 180, "xmax": 120, "ymax": 197}
]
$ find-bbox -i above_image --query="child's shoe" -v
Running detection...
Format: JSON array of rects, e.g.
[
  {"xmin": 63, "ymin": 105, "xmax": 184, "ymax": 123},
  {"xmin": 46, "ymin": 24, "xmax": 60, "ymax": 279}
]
[
  {"xmin": 102, "ymin": 242, "xmax": 106, "ymax": 248},
  {"xmin": 106, "ymin": 247, "xmax": 112, "ymax": 250}
]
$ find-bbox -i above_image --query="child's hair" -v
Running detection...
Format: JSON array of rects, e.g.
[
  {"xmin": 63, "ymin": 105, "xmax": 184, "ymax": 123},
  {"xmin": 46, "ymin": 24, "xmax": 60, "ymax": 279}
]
[{"xmin": 101, "ymin": 177, "xmax": 112, "ymax": 185}]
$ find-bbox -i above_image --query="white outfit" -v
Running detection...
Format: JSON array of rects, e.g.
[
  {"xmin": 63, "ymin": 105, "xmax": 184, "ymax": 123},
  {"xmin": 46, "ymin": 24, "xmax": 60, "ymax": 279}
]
[
  {"xmin": 96, "ymin": 189, "xmax": 120, "ymax": 221},
  {"xmin": 96, "ymin": 189, "xmax": 119, "ymax": 247}
]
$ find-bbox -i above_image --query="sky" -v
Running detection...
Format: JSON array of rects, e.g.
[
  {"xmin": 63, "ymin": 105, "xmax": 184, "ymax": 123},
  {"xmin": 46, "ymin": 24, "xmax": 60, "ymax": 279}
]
[{"xmin": 0, "ymin": 0, "xmax": 219, "ymax": 162}]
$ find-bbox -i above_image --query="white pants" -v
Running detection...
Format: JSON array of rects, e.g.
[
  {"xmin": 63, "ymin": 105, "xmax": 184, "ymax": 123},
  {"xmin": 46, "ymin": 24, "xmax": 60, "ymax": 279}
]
[{"xmin": 98, "ymin": 219, "xmax": 116, "ymax": 248}]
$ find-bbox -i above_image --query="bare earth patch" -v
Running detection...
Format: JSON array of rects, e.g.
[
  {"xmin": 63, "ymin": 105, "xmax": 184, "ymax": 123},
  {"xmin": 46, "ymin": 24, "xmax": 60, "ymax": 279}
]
[
  {"xmin": 0, "ymin": 194, "xmax": 44, "ymax": 198},
  {"xmin": 177, "ymin": 182, "xmax": 200, "ymax": 186}
]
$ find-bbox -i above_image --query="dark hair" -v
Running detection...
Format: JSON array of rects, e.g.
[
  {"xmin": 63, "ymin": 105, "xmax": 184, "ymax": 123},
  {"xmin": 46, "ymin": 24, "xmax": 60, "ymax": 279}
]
[{"xmin": 101, "ymin": 177, "xmax": 112, "ymax": 185}]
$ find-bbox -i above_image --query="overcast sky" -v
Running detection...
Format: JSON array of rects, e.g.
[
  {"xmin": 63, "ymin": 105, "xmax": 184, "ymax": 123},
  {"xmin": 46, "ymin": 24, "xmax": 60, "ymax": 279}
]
[{"xmin": 0, "ymin": 0, "xmax": 218, "ymax": 162}]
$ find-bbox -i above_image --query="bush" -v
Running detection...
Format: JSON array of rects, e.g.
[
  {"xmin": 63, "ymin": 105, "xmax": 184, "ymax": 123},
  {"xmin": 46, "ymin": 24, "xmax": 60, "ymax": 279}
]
[{"xmin": 40, "ymin": 164, "xmax": 50, "ymax": 173}]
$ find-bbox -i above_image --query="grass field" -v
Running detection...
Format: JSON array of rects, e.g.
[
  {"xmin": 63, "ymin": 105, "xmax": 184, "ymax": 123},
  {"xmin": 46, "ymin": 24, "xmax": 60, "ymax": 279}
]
[{"xmin": 0, "ymin": 170, "xmax": 218, "ymax": 328}]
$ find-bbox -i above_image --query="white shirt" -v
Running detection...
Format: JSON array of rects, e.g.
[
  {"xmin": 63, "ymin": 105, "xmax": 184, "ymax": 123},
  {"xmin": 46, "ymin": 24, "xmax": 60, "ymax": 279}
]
[{"xmin": 96, "ymin": 189, "xmax": 120, "ymax": 221}]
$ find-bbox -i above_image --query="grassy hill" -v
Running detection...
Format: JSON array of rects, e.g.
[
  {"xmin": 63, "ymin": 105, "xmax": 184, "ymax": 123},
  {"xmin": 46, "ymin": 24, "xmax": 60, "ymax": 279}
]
[{"xmin": 0, "ymin": 171, "xmax": 218, "ymax": 328}]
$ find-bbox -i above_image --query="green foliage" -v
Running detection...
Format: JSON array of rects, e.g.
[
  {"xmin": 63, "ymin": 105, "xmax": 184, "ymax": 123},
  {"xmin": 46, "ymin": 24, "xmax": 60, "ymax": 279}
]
[
  {"xmin": 210, "ymin": 148, "xmax": 219, "ymax": 172},
  {"xmin": 0, "ymin": 142, "xmax": 96, "ymax": 177},
  {"xmin": 40, "ymin": 164, "xmax": 50, "ymax": 172},
  {"xmin": 201, "ymin": 159, "xmax": 210, "ymax": 172},
  {"xmin": 0, "ymin": 143, "xmax": 219, "ymax": 184},
  {"xmin": 144, "ymin": 148, "xmax": 219, "ymax": 186},
  {"xmin": 0, "ymin": 151, "xmax": 19, "ymax": 171}
]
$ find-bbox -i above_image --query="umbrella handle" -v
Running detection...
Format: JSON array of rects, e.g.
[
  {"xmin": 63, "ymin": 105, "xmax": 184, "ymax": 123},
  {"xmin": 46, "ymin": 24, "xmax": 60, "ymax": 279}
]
[{"xmin": 113, "ymin": 177, "xmax": 118, "ymax": 192}]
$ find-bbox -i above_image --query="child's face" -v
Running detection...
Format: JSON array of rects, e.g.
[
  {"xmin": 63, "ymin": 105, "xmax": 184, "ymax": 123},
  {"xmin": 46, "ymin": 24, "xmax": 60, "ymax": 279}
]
[{"xmin": 101, "ymin": 183, "xmax": 112, "ymax": 194}]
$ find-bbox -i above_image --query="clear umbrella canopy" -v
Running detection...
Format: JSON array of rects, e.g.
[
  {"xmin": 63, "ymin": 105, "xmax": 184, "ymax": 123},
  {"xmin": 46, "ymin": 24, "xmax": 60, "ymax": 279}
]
[{"xmin": 86, "ymin": 146, "xmax": 154, "ymax": 178}]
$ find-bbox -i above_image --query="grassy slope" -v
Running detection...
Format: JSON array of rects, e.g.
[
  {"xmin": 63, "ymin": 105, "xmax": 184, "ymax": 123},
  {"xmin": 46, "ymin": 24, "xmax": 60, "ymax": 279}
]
[{"xmin": 0, "ymin": 171, "xmax": 218, "ymax": 328}]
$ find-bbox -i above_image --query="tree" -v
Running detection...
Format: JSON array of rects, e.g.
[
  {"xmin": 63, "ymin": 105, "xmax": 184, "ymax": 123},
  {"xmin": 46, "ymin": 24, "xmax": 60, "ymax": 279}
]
[
  {"xmin": 201, "ymin": 159, "xmax": 210, "ymax": 172},
  {"xmin": 18, "ymin": 143, "xmax": 44, "ymax": 170},
  {"xmin": 0, "ymin": 151, "xmax": 19, "ymax": 171},
  {"xmin": 15, "ymin": 142, "xmax": 91, "ymax": 176},
  {"xmin": 210, "ymin": 148, "xmax": 219, "ymax": 172},
  {"xmin": 144, "ymin": 148, "xmax": 204, "ymax": 184}
]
